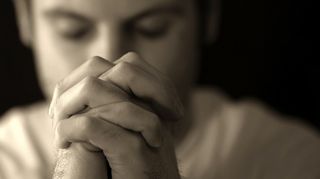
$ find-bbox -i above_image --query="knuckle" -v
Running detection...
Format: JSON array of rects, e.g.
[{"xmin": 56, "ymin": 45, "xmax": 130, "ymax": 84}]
[
  {"xmin": 130, "ymin": 136, "xmax": 145, "ymax": 152},
  {"xmin": 55, "ymin": 80, "xmax": 64, "ymax": 93},
  {"xmin": 82, "ymin": 76, "xmax": 97, "ymax": 87},
  {"xmin": 53, "ymin": 80, "xmax": 65, "ymax": 99},
  {"xmin": 78, "ymin": 116, "xmax": 96, "ymax": 134},
  {"xmin": 124, "ymin": 52, "xmax": 140, "ymax": 63},
  {"xmin": 80, "ymin": 76, "xmax": 99, "ymax": 95},
  {"xmin": 147, "ymin": 113, "xmax": 162, "ymax": 132},
  {"xmin": 111, "ymin": 62, "xmax": 138, "ymax": 83},
  {"xmin": 86, "ymin": 56, "xmax": 105, "ymax": 69},
  {"xmin": 117, "ymin": 61, "xmax": 131, "ymax": 73},
  {"xmin": 118, "ymin": 62, "xmax": 135, "ymax": 76}
]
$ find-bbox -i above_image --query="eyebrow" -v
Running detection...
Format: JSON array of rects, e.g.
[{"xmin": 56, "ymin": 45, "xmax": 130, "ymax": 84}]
[
  {"xmin": 43, "ymin": 3, "xmax": 184, "ymax": 22},
  {"xmin": 129, "ymin": 4, "xmax": 184, "ymax": 22},
  {"xmin": 44, "ymin": 9, "xmax": 92, "ymax": 22}
]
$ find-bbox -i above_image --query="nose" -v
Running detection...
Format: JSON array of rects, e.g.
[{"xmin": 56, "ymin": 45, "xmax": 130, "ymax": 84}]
[{"xmin": 88, "ymin": 24, "xmax": 129, "ymax": 62}]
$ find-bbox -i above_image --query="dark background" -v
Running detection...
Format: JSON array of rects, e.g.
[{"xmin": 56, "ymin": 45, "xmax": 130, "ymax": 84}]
[{"xmin": 1, "ymin": 0, "xmax": 319, "ymax": 131}]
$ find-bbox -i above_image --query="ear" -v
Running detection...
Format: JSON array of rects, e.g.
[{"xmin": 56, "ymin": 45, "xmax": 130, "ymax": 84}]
[
  {"xmin": 13, "ymin": 0, "xmax": 33, "ymax": 47},
  {"xmin": 205, "ymin": 0, "xmax": 221, "ymax": 44}
]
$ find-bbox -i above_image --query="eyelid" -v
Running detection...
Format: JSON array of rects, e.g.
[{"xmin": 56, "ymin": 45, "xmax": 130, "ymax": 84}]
[
  {"xmin": 131, "ymin": 19, "xmax": 171, "ymax": 39},
  {"xmin": 51, "ymin": 16, "xmax": 91, "ymax": 28},
  {"xmin": 134, "ymin": 15, "xmax": 171, "ymax": 29},
  {"xmin": 51, "ymin": 17, "xmax": 94, "ymax": 40}
]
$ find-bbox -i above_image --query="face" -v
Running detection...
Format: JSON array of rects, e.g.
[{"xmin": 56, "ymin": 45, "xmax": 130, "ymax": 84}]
[{"xmin": 31, "ymin": 0, "xmax": 201, "ymax": 102}]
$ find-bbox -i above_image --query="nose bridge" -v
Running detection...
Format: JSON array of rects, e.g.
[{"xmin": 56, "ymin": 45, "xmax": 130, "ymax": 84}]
[{"xmin": 89, "ymin": 24, "xmax": 127, "ymax": 61}]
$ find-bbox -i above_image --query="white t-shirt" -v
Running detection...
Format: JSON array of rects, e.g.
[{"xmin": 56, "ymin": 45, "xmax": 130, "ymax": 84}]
[{"xmin": 1, "ymin": 88, "xmax": 320, "ymax": 179}]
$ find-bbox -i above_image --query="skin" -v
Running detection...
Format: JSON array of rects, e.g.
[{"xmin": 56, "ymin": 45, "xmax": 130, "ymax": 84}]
[
  {"xmin": 32, "ymin": 0, "xmax": 200, "ymax": 101},
  {"xmin": 14, "ymin": 0, "xmax": 219, "ymax": 178},
  {"xmin": 51, "ymin": 53, "xmax": 184, "ymax": 178}
]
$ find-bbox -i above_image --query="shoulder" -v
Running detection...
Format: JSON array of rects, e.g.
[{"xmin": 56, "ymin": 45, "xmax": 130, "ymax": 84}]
[
  {"xmin": 0, "ymin": 102, "xmax": 54, "ymax": 179},
  {"xmin": 0, "ymin": 102, "xmax": 49, "ymax": 145},
  {"xmin": 0, "ymin": 105, "xmax": 33, "ymax": 151},
  {"xmin": 188, "ymin": 88, "xmax": 320, "ymax": 178},
  {"xmin": 219, "ymin": 98, "xmax": 320, "ymax": 179},
  {"xmin": 230, "ymin": 98, "xmax": 320, "ymax": 149}
]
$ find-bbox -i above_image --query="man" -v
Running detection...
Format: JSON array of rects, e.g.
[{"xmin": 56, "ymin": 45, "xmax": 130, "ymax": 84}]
[{"xmin": 0, "ymin": 0, "xmax": 319, "ymax": 178}]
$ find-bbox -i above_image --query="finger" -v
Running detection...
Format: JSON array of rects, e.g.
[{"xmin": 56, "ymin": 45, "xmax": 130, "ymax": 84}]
[
  {"xmin": 88, "ymin": 101, "xmax": 163, "ymax": 147},
  {"xmin": 55, "ymin": 114, "xmax": 147, "ymax": 156},
  {"xmin": 53, "ymin": 76, "xmax": 128, "ymax": 126},
  {"xmin": 54, "ymin": 115, "xmax": 108, "ymax": 149},
  {"xmin": 100, "ymin": 60, "xmax": 184, "ymax": 120},
  {"xmin": 49, "ymin": 56, "xmax": 115, "ymax": 118},
  {"xmin": 114, "ymin": 52, "xmax": 158, "ymax": 76}
]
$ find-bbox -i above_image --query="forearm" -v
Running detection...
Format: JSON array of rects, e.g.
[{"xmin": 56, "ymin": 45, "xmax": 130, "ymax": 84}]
[{"xmin": 53, "ymin": 143, "xmax": 109, "ymax": 179}]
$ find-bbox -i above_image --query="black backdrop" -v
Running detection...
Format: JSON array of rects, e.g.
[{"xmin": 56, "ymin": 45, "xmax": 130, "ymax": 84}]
[{"xmin": 1, "ymin": 0, "xmax": 319, "ymax": 131}]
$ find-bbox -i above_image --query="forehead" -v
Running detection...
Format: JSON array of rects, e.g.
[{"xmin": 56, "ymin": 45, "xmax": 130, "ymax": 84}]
[{"xmin": 33, "ymin": 0, "xmax": 189, "ymax": 20}]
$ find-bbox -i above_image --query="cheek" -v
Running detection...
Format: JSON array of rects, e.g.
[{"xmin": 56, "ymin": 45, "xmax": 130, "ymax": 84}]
[
  {"xmin": 137, "ymin": 21, "xmax": 200, "ymax": 97},
  {"xmin": 136, "ymin": 33, "xmax": 199, "ymax": 105},
  {"xmin": 33, "ymin": 19, "xmax": 87, "ymax": 98},
  {"xmin": 139, "ymin": 2, "xmax": 200, "ymax": 86},
  {"xmin": 155, "ymin": 34, "xmax": 199, "ymax": 83}
]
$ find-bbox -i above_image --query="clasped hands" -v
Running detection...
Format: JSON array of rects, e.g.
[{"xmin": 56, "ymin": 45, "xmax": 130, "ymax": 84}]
[{"xmin": 49, "ymin": 52, "xmax": 183, "ymax": 179}]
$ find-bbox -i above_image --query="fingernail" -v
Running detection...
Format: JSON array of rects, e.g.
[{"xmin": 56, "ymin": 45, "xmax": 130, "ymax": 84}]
[
  {"xmin": 49, "ymin": 87, "xmax": 58, "ymax": 118},
  {"xmin": 49, "ymin": 104, "xmax": 55, "ymax": 119},
  {"xmin": 48, "ymin": 100, "xmax": 54, "ymax": 119},
  {"xmin": 48, "ymin": 100, "xmax": 53, "ymax": 118},
  {"xmin": 152, "ymin": 135, "xmax": 163, "ymax": 148},
  {"xmin": 48, "ymin": 106, "xmax": 53, "ymax": 119}
]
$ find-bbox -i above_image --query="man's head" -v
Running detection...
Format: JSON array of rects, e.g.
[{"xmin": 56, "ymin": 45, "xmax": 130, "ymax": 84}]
[{"xmin": 13, "ymin": 0, "xmax": 220, "ymax": 101}]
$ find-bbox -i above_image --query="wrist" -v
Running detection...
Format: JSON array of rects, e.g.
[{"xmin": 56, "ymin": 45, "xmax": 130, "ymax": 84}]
[{"xmin": 53, "ymin": 143, "xmax": 108, "ymax": 179}]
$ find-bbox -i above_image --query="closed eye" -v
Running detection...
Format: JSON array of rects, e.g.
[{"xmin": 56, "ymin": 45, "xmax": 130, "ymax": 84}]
[
  {"xmin": 130, "ymin": 15, "xmax": 172, "ymax": 40},
  {"xmin": 45, "ymin": 10, "xmax": 94, "ymax": 41},
  {"xmin": 55, "ymin": 19, "xmax": 92, "ymax": 41}
]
